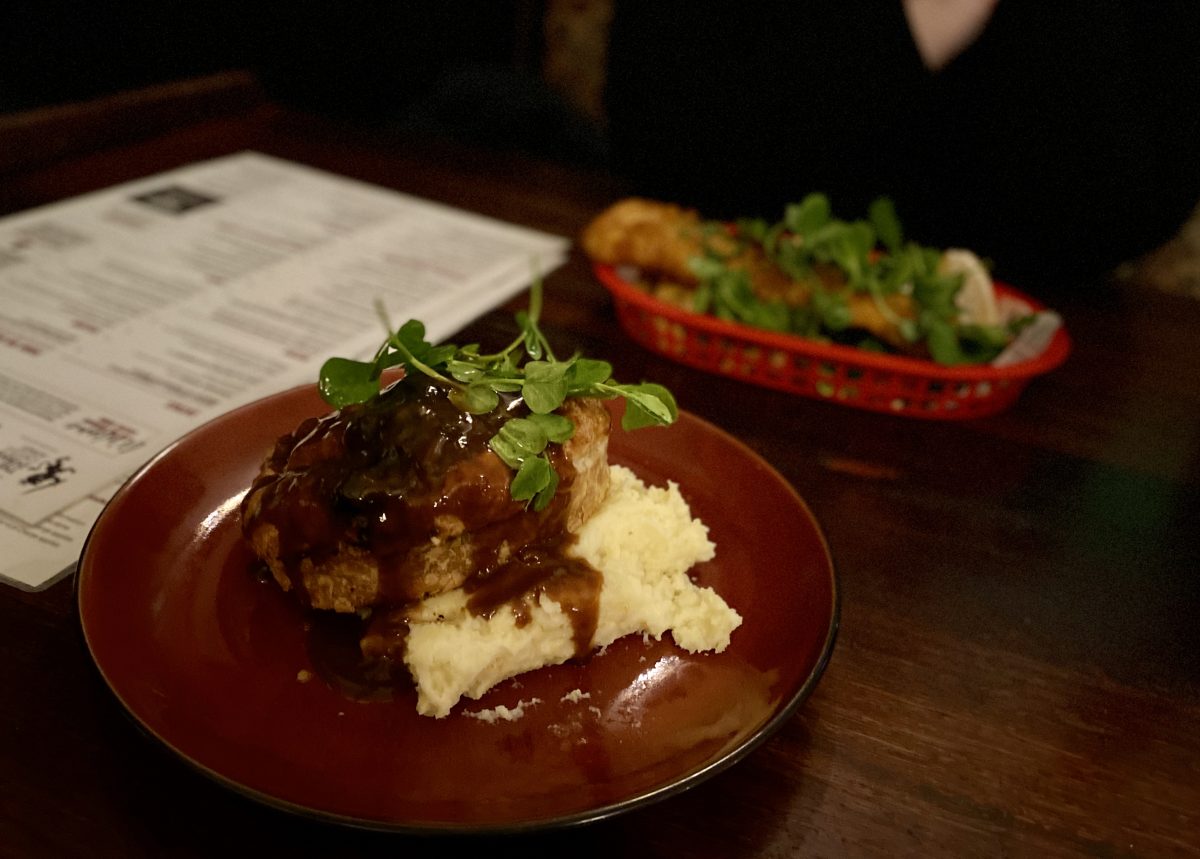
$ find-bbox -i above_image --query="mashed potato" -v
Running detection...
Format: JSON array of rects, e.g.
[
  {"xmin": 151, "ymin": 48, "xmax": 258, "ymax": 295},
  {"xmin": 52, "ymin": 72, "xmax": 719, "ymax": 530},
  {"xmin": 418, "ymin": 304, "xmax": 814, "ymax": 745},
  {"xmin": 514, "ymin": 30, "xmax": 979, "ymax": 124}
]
[{"xmin": 401, "ymin": 465, "xmax": 741, "ymax": 718}]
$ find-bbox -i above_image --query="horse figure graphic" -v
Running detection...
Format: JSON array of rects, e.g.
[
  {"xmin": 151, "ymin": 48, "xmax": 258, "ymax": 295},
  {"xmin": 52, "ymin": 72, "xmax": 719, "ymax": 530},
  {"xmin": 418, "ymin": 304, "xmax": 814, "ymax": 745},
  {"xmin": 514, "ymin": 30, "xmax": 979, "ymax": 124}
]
[{"xmin": 21, "ymin": 456, "xmax": 75, "ymax": 492}]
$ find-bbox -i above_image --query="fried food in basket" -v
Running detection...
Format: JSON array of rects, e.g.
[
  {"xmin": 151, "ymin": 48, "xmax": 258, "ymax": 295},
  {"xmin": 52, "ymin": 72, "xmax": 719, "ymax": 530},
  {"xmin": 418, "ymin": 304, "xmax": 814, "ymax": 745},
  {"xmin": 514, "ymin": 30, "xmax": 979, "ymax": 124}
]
[{"xmin": 582, "ymin": 194, "xmax": 1024, "ymax": 364}]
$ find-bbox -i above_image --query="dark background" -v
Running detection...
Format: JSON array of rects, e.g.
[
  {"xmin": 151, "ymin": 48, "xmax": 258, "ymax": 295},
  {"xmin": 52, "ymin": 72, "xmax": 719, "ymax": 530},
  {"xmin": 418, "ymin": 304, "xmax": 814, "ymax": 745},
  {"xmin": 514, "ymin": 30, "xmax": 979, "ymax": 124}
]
[{"xmin": 3, "ymin": 0, "xmax": 1198, "ymax": 292}]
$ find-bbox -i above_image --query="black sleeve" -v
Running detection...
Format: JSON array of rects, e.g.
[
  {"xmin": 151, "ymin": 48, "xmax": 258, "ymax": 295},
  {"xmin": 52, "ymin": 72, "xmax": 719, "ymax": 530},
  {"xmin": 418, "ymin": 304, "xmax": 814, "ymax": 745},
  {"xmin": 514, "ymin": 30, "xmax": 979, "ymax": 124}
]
[
  {"xmin": 605, "ymin": 0, "xmax": 928, "ymax": 220},
  {"xmin": 604, "ymin": 0, "xmax": 1200, "ymax": 288}
]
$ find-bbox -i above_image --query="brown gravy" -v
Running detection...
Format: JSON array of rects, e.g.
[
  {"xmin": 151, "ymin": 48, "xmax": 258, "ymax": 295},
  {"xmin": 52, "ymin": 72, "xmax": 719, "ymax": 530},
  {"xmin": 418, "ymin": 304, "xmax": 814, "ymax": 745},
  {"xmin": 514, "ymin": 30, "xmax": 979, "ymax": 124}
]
[
  {"xmin": 244, "ymin": 376, "xmax": 529, "ymax": 598},
  {"xmin": 356, "ymin": 529, "xmax": 603, "ymax": 676},
  {"xmin": 246, "ymin": 375, "xmax": 607, "ymax": 690},
  {"xmin": 464, "ymin": 539, "xmax": 603, "ymax": 658}
]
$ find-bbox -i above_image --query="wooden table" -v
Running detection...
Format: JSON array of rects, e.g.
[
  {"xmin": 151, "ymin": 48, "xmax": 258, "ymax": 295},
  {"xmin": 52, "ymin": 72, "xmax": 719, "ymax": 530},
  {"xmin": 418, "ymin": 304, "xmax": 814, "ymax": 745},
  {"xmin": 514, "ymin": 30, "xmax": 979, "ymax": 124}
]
[{"xmin": 2, "ymin": 75, "xmax": 1198, "ymax": 858}]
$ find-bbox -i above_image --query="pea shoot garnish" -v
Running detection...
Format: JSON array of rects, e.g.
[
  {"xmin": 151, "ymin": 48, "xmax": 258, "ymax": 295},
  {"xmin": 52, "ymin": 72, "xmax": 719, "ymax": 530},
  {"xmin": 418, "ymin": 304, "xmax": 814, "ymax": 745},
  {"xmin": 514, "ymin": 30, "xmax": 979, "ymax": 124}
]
[
  {"xmin": 690, "ymin": 193, "xmax": 1022, "ymax": 365},
  {"xmin": 318, "ymin": 281, "xmax": 678, "ymax": 510}
]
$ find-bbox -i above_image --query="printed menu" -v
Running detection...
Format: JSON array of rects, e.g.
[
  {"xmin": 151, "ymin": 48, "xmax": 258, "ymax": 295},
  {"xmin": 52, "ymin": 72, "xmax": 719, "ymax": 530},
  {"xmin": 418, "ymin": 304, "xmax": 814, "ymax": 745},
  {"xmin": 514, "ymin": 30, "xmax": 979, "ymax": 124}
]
[{"xmin": 0, "ymin": 152, "xmax": 569, "ymax": 590}]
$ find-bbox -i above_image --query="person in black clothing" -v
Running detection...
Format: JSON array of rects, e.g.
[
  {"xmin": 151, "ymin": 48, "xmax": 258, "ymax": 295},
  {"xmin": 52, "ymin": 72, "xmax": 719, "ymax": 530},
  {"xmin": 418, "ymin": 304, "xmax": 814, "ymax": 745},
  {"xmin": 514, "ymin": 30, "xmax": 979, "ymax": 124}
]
[
  {"xmin": 602, "ymin": 1, "xmax": 1200, "ymax": 291},
  {"xmin": 4, "ymin": 2, "xmax": 1196, "ymax": 290}
]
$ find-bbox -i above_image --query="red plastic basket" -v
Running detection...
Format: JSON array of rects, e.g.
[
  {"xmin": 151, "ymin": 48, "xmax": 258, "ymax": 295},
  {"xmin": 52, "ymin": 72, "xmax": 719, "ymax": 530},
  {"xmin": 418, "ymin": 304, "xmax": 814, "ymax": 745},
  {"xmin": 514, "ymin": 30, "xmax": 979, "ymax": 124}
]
[{"xmin": 594, "ymin": 263, "xmax": 1071, "ymax": 419}]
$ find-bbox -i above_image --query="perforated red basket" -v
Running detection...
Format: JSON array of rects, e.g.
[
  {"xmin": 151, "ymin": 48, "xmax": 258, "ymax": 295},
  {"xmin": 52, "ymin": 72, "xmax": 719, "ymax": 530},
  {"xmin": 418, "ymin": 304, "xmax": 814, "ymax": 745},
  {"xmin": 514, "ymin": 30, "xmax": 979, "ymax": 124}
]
[{"xmin": 594, "ymin": 263, "xmax": 1071, "ymax": 419}]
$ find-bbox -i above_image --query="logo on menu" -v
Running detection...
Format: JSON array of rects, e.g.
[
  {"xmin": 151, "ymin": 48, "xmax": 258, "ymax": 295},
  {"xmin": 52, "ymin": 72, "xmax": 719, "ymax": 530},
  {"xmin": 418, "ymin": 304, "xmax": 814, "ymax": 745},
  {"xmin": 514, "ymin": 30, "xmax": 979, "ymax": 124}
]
[
  {"xmin": 20, "ymin": 456, "xmax": 75, "ymax": 492},
  {"xmin": 131, "ymin": 185, "xmax": 219, "ymax": 215}
]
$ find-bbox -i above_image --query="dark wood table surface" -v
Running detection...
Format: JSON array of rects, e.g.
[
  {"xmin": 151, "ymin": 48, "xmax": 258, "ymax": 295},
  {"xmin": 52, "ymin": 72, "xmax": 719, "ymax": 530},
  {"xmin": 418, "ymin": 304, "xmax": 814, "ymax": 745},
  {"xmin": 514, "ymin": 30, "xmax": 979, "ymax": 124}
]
[{"xmin": 2, "ymin": 75, "xmax": 1198, "ymax": 859}]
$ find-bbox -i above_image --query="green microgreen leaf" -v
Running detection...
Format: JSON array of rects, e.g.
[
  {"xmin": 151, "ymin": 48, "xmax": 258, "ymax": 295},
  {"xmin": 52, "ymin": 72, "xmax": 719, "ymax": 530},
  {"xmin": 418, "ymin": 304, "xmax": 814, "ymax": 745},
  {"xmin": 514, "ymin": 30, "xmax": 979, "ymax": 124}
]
[
  {"xmin": 811, "ymin": 290, "xmax": 852, "ymax": 331},
  {"xmin": 868, "ymin": 196, "xmax": 903, "ymax": 254},
  {"xmin": 566, "ymin": 358, "xmax": 613, "ymax": 391},
  {"xmin": 785, "ymin": 193, "xmax": 831, "ymax": 238},
  {"xmin": 527, "ymin": 412, "xmax": 574, "ymax": 443},
  {"xmin": 318, "ymin": 357, "xmax": 380, "ymax": 408},
  {"xmin": 688, "ymin": 255, "xmax": 726, "ymax": 280},
  {"xmin": 446, "ymin": 360, "xmax": 484, "ymax": 383},
  {"xmin": 510, "ymin": 455, "xmax": 555, "ymax": 503},
  {"xmin": 318, "ymin": 277, "xmax": 678, "ymax": 508},
  {"xmin": 449, "ymin": 382, "xmax": 501, "ymax": 414},
  {"xmin": 924, "ymin": 317, "xmax": 966, "ymax": 365},
  {"xmin": 532, "ymin": 466, "xmax": 560, "ymax": 511},
  {"xmin": 611, "ymin": 383, "xmax": 678, "ymax": 430},
  {"xmin": 396, "ymin": 318, "xmax": 427, "ymax": 348},
  {"xmin": 522, "ymin": 360, "xmax": 569, "ymax": 414},
  {"xmin": 489, "ymin": 417, "xmax": 550, "ymax": 469}
]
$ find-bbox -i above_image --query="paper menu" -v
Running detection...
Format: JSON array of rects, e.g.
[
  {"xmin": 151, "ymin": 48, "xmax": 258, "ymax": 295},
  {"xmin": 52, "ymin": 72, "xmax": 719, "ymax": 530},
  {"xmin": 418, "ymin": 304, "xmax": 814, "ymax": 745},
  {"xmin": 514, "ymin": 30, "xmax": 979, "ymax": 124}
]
[{"xmin": 0, "ymin": 152, "xmax": 569, "ymax": 591}]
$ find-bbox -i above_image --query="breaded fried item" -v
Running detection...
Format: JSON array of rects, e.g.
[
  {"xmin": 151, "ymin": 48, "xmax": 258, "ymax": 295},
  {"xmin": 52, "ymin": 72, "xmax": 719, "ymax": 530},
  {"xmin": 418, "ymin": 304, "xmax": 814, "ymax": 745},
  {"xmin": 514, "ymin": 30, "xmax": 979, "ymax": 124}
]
[
  {"xmin": 582, "ymin": 197, "xmax": 923, "ymax": 348},
  {"xmin": 582, "ymin": 198, "xmax": 801, "ymax": 298},
  {"xmin": 241, "ymin": 380, "xmax": 611, "ymax": 613},
  {"xmin": 580, "ymin": 198, "xmax": 705, "ymax": 283}
]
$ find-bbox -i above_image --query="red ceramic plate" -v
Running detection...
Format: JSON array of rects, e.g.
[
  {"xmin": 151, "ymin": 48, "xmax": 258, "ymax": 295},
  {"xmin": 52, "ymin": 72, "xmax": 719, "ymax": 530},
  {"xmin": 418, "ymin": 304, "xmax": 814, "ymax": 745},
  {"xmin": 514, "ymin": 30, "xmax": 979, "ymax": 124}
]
[{"xmin": 75, "ymin": 384, "xmax": 838, "ymax": 833}]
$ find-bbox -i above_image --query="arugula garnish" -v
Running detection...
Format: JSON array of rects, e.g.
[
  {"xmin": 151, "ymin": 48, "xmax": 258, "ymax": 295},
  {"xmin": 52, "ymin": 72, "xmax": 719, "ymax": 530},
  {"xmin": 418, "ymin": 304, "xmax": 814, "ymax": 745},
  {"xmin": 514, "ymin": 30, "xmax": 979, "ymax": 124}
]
[
  {"xmin": 317, "ymin": 280, "xmax": 678, "ymax": 510},
  {"xmin": 689, "ymin": 193, "xmax": 1019, "ymax": 365}
]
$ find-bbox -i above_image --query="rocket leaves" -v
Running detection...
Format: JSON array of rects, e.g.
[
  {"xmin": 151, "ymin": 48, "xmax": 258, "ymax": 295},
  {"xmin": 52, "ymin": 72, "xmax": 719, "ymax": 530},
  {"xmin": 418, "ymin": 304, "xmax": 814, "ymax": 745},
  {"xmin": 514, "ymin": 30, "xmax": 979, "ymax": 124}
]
[{"xmin": 688, "ymin": 192, "xmax": 1020, "ymax": 365}]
